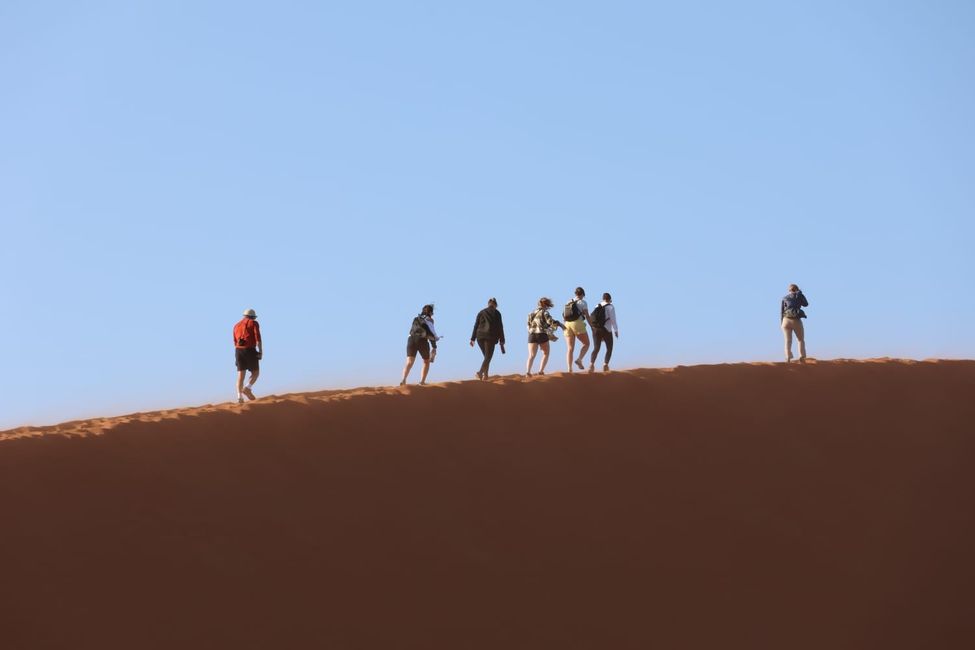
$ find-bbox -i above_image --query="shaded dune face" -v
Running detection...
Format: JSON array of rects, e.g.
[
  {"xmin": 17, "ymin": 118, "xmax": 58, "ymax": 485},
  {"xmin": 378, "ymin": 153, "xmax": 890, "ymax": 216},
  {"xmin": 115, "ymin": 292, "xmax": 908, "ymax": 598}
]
[{"xmin": 2, "ymin": 360, "xmax": 974, "ymax": 649}]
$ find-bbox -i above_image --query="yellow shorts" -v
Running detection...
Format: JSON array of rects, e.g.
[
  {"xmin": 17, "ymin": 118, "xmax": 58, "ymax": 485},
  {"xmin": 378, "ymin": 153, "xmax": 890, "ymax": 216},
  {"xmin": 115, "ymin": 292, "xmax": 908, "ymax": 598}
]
[{"xmin": 564, "ymin": 318, "xmax": 588, "ymax": 338}]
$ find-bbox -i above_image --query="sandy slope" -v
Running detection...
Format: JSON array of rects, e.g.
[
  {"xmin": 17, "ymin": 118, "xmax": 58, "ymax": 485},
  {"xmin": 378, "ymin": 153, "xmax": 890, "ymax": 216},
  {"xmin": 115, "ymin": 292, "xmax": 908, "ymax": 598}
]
[{"xmin": 1, "ymin": 359, "xmax": 974, "ymax": 649}]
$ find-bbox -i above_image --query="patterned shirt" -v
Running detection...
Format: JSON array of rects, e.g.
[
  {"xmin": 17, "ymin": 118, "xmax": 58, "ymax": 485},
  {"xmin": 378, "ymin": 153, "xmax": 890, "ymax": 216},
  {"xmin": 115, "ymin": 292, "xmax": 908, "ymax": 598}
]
[{"xmin": 527, "ymin": 308, "xmax": 561, "ymax": 334}]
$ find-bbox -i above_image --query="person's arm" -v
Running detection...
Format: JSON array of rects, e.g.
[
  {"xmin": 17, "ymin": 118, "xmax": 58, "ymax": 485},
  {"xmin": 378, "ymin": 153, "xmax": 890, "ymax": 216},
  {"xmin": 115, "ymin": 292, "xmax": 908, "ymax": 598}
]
[
  {"xmin": 470, "ymin": 311, "xmax": 480, "ymax": 346},
  {"xmin": 582, "ymin": 302, "xmax": 593, "ymax": 328},
  {"xmin": 780, "ymin": 299, "xmax": 785, "ymax": 322},
  {"xmin": 799, "ymin": 291, "xmax": 809, "ymax": 307},
  {"xmin": 425, "ymin": 319, "xmax": 440, "ymax": 348},
  {"xmin": 547, "ymin": 312, "xmax": 564, "ymax": 330},
  {"xmin": 498, "ymin": 311, "xmax": 506, "ymax": 348},
  {"xmin": 255, "ymin": 322, "xmax": 263, "ymax": 359},
  {"xmin": 608, "ymin": 304, "xmax": 619, "ymax": 336}
]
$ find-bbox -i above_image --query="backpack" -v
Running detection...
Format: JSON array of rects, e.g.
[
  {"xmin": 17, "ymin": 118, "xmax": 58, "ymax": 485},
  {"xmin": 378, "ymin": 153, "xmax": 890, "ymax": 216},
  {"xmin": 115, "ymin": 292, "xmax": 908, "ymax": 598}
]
[
  {"xmin": 410, "ymin": 316, "xmax": 429, "ymax": 339},
  {"xmin": 591, "ymin": 304, "xmax": 608, "ymax": 328},
  {"xmin": 527, "ymin": 309, "xmax": 541, "ymax": 330},
  {"xmin": 782, "ymin": 293, "xmax": 803, "ymax": 319},
  {"xmin": 563, "ymin": 299, "xmax": 581, "ymax": 322}
]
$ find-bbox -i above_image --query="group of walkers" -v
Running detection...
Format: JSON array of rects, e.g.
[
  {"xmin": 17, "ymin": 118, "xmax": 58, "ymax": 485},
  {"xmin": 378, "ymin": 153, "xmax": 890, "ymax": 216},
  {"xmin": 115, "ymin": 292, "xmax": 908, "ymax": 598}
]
[
  {"xmin": 232, "ymin": 284, "xmax": 808, "ymax": 400},
  {"xmin": 524, "ymin": 287, "xmax": 620, "ymax": 378},
  {"xmin": 398, "ymin": 287, "xmax": 621, "ymax": 385}
]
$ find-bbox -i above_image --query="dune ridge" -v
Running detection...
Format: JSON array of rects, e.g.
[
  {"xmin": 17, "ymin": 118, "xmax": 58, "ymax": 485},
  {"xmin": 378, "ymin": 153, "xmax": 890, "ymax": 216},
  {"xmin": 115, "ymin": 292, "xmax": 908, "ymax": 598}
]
[
  {"xmin": 0, "ymin": 357, "xmax": 958, "ymax": 441},
  {"xmin": 2, "ymin": 358, "xmax": 974, "ymax": 649}
]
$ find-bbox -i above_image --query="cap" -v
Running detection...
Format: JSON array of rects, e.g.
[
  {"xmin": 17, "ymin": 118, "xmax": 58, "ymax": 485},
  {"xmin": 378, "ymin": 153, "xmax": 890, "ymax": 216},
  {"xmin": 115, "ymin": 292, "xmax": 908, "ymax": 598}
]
[{"xmin": 243, "ymin": 308, "xmax": 257, "ymax": 318}]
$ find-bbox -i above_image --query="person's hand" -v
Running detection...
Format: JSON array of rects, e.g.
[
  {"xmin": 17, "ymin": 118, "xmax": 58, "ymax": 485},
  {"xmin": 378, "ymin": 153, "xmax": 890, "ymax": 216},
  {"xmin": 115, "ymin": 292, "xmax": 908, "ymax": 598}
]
[
  {"xmin": 469, "ymin": 340, "xmax": 475, "ymax": 347},
  {"xmin": 500, "ymin": 343, "xmax": 506, "ymax": 354},
  {"xmin": 257, "ymin": 352, "xmax": 263, "ymax": 360},
  {"xmin": 614, "ymin": 331, "xmax": 619, "ymax": 338}
]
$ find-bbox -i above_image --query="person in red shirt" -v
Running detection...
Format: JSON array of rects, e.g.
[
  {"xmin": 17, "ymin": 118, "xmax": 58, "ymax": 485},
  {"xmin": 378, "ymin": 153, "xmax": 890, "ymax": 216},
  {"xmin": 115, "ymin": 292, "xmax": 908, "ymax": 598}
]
[{"xmin": 233, "ymin": 308, "xmax": 263, "ymax": 403}]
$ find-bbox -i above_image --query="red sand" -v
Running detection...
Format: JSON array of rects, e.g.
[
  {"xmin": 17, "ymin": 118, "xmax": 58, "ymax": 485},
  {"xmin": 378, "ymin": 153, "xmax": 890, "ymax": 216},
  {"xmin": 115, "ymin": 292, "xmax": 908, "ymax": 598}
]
[{"xmin": 2, "ymin": 359, "xmax": 974, "ymax": 649}]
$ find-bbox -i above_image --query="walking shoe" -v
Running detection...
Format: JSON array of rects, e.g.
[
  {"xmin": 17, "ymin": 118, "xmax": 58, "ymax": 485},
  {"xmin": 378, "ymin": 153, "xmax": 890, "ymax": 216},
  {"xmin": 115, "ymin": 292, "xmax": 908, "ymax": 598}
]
[
  {"xmin": 587, "ymin": 364, "xmax": 595, "ymax": 374},
  {"xmin": 575, "ymin": 358, "xmax": 585, "ymax": 370},
  {"xmin": 237, "ymin": 397, "xmax": 244, "ymax": 404},
  {"xmin": 603, "ymin": 364, "xmax": 610, "ymax": 372},
  {"xmin": 242, "ymin": 386, "xmax": 256, "ymax": 401}
]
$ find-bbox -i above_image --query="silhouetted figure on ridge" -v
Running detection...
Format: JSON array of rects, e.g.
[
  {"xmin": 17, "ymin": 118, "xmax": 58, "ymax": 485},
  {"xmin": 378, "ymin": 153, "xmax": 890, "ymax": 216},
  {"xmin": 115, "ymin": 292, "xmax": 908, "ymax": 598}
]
[
  {"xmin": 563, "ymin": 286, "xmax": 593, "ymax": 372},
  {"xmin": 526, "ymin": 297, "xmax": 564, "ymax": 377},
  {"xmin": 233, "ymin": 308, "xmax": 262, "ymax": 403},
  {"xmin": 589, "ymin": 292, "xmax": 619, "ymax": 373},
  {"xmin": 401, "ymin": 304, "xmax": 442, "ymax": 386},
  {"xmin": 470, "ymin": 297, "xmax": 506, "ymax": 380},
  {"xmin": 781, "ymin": 284, "xmax": 809, "ymax": 363}
]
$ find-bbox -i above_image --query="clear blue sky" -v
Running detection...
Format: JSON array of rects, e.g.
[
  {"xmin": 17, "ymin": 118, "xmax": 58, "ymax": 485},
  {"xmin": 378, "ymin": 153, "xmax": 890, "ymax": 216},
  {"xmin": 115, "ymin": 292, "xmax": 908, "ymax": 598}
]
[{"xmin": 2, "ymin": 1, "xmax": 973, "ymax": 428}]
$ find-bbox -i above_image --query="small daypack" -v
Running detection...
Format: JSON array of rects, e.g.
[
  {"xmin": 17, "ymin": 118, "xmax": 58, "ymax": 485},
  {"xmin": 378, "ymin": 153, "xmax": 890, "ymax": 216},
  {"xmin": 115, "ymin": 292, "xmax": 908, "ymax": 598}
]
[
  {"xmin": 410, "ymin": 316, "xmax": 429, "ymax": 339},
  {"xmin": 527, "ymin": 309, "xmax": 543, "ymax": 330},
  {"xmin": 563, "ymin": 299, "xmax": 581, "ymax": 322},
  {"xmin": 591, "ymin": 304, "xmax": 608, "ymax": 328},
  {"xmin": 782, "ymin": 293, "xmax": 803, "ymax": 319}
]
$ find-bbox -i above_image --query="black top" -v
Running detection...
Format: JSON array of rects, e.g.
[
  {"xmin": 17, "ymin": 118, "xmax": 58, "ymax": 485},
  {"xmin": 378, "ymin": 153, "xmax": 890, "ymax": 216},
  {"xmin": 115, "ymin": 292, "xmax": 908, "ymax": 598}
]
[{"xmin": 471, "ymin": 307, "xmax": 506, "ymax": 344}]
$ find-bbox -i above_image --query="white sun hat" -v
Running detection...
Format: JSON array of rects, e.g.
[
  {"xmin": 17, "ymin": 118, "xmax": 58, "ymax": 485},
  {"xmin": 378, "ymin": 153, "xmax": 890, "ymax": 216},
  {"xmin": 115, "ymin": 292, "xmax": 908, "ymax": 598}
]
[{"xmin": 243, "ymin": 308, "xmax": 257, "ymax": 318}]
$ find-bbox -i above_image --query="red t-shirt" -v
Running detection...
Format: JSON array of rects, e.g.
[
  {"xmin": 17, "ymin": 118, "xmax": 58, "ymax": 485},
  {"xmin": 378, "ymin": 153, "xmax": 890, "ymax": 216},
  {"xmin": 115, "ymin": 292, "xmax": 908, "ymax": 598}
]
[{"xmin": 233, "ymin": 318, "xmax": 262, "ymax": 349}]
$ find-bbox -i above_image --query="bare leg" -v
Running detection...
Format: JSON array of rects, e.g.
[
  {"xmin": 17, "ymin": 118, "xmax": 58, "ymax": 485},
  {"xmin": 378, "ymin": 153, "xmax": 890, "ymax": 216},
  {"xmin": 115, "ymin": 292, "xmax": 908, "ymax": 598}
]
[
  {"xmin": 401, "ymin": 356, "xmax": 416, "ymax": 384},
  {"xmin": 236, "ymin": 371, "xmax": 246, "ymax": 397},
  {"xmin": 575, "ymin": 332, "xmax": 590, "ymax": 369},
  {"xmin": 240, "ymin": 369, "xmax": 260, "ymax": 400},
  {"xmin": 527, "ymin": 343, "xmax": 538, "ymax": 375},
  {"xmin": 419, "ymin": 359, "xmax": 432, "ymax": 384},
  {"xmin": 566, "ymin": 333, "xmax": 576, "ymax": 372},
  {"xmin": 539, "ymin": 341, "xmax": 551, "ymax": 374}
]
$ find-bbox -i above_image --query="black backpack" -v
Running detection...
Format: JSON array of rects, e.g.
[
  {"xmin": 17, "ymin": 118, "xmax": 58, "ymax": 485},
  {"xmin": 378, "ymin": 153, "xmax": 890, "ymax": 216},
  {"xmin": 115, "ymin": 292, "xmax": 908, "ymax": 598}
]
[
  {"xmin": 563, "ymin": 299, "xmax": 581, "ymax": 322},
  {"xmin": 410, "ymin": 316, "xmax": 428, "ymax": 339},
  {"xmin": 591, "ymin": 304, "xmax": 607, "ymax": 328}
]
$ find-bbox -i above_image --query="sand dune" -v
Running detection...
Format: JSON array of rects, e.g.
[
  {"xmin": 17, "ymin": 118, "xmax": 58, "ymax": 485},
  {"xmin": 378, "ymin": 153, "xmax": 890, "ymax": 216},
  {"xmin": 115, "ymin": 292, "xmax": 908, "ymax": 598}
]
[{"xmin": 2, "ymin": 359, "xmax": 974, "ymax": 649}]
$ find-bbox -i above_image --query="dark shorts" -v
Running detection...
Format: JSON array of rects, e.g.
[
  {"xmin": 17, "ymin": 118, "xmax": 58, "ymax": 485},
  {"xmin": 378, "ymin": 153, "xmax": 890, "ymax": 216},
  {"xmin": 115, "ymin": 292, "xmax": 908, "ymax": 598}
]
[
  {"xmin": 406, "ymin": 336, "xmax": 431, "ymax": 360},
  {"xmin": 528, "ymin": 332, "xmax": 550, "ymax": 345},
  {"xmin": 235, "ymin": 347, "xmax": 260, "ymax": 373}
]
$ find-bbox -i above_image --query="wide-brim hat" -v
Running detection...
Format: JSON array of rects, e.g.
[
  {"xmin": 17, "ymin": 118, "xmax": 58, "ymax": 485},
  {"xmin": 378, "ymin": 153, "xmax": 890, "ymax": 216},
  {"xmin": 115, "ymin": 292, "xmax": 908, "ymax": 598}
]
[{"xmin": 243, "ymin": 308, "xmax": 257, "ymax": 318}]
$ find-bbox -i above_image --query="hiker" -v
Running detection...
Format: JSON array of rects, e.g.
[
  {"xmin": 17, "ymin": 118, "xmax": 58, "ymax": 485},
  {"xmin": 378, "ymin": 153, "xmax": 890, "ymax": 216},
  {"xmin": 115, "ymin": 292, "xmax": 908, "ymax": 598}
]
[
  {"xmin": 562, "ymin": 287, "xmax": 593, "ymax": 372},
  {"xmin": 526, "ymin": 297, "xmax": 565, "ymax": 377},
  {"xmin": 401, "ymin": 304, "xmax": 442, "ymax": 386},
  {"xmin": 233, "ymin": 308, "xmax": 263, "ymax": 404},
  {"xmin": 470, "ymin": 297, "xmax": 506, "ymax": 380},
  {"xmin": 781, "ymin": 284, "xmax": 809, "ymax": 363},
  {"xmin": 588, "ymin": 293, "xmax": 619, "ymax": 372}
]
